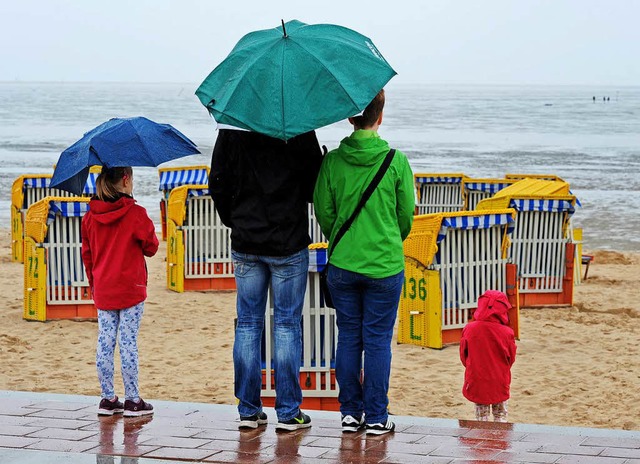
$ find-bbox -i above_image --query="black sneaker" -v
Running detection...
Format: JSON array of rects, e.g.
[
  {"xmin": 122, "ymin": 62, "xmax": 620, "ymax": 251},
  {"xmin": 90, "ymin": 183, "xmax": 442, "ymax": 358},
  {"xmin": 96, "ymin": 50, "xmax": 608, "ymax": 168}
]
[
  {"xmin": 98, "ymin": 396, "xmax": 124, "ymax": 415},
  {"xmin": 123, "ymin": 398, "xmax": 154, "ymax": 417},
  {"xmin": 341, "ymin": 414, "xmax": 365, "ymax": 433},
  {"xmin": 366, "ymin": 420, "xmax": 395, "ymax": 435},
  {"xmin": 239, "ymin": 411, "xmax": 268, "ymax": 429},
  {"xmin": 275, "ymin": 410, "xmax": 312, "ymax": 431}
]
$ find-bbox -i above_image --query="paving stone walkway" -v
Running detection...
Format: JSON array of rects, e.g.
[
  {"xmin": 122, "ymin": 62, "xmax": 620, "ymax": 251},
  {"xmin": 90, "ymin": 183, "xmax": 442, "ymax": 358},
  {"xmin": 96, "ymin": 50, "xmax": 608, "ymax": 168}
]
[{"xmin": 0, "ymin": 391, "xmax": 639, "ymax": 463}]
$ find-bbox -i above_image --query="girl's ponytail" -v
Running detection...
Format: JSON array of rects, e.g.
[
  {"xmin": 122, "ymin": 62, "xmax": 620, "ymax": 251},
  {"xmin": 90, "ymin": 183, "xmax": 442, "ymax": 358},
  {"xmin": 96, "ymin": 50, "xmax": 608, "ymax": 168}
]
[{"xmin": 95, "ymin": 167, "xmax": 133, "ymax": 201}]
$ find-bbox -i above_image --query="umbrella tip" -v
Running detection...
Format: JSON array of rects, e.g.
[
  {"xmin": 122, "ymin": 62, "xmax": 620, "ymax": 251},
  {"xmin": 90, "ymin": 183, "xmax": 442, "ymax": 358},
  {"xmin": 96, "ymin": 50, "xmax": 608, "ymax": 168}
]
[{"xmin": 281, "ymin": 19, "xmax": 287, "ymax": 37}]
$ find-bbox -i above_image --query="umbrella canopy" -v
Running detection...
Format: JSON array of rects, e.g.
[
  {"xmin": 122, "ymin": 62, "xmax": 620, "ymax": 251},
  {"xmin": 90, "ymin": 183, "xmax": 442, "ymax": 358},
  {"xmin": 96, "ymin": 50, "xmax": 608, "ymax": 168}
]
[
  {"xmin": 195, "ymin": 20, "xmax": 396, "ymax": 140},
  {"xmin": 50, "ymin": 117, "xmax": 200, "ymax": 195}
]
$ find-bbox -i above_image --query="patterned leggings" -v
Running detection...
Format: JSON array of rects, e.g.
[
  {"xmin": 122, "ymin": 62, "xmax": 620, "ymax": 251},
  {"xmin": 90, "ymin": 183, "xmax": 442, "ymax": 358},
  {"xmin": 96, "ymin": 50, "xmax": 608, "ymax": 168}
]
[
  {"xmin": 475, "ymin": 401, "xmax": 508, "ymax": 422},
  {"xmin": 96, "ymin": 303, "xmax": 144, "ymax": 402}
]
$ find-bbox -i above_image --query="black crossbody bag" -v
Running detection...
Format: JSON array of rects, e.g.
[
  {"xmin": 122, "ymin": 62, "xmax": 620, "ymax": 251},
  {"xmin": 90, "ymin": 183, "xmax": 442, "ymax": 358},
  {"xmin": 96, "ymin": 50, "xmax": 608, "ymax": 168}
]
[{"xmin": 319, "ymin": 148, "xmax": 396, "ymax": 308}]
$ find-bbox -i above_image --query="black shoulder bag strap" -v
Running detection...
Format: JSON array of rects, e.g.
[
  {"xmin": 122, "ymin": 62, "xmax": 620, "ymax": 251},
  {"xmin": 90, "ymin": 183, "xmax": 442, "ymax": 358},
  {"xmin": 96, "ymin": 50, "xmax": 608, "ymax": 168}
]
[{"xmin": 327, "ymin": 148, "xmax": 396, "ymax": 260}]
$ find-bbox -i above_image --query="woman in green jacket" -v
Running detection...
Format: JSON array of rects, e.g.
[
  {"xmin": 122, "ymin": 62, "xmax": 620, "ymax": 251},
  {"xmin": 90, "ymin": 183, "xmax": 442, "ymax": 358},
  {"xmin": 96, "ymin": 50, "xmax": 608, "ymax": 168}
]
[{"xmin": 313, "ymin": 90, "xmax": 414, "ymax": 435}]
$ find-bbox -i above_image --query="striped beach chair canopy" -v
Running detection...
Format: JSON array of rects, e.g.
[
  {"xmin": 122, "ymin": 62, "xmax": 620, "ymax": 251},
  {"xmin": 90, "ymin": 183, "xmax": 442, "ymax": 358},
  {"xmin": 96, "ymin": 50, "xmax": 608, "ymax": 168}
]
[
  {"xmin": 158, "ymin": 166, "xmax": 209, "ymax": 191},
  {"xmin": 415, "ymin": 174, "xmax": 467, "ymax": 184},
  {"xmin": 23, "ymin": 177, "xmax": 51, "ymax": 189},
  {"xmin": 463, "ymin": 181, "xmax": 515, "ymax": 195},
  {"xmin": 22, "ymin": 173, "xmax": 98, "ymax": 195},
  {"xmin": 436, "ymin": 212, "xmax": 515, "ymax": 244},
  {"xmin": 47, "ymin": 200, "xmax": 90, "ymax": 224},
  {"xmin": 509, "ymin": 198, "xmax": 575, "ymax": 215},
  {"xmin": 186, "ymin": 187, "xmax": 210, "ymax": 198}
]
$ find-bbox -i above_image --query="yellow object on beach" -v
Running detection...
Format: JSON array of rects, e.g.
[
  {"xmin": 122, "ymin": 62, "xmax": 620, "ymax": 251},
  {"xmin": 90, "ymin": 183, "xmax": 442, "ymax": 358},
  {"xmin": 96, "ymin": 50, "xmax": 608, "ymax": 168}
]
[
  {"xmin": 23, "ymin": 236, "xmax": 47, "ymax": 321},
  {"xmin": 505, "ymin": 173, "xmax": 564, "ymax": 182},
  {"xmin": 476, "ymin": 179, "xmax": 577, "ymax": 308},
  {"xmin": 475, "ymin": 178, "xmax": 572, "ymax": 211},
  {"xmin": 166, "ymin": 185, "xmax": 202, "ymax": 292},
  {"xmin": 22, "ymin": 196, "xmax": 93, "ymax": 322},
  {"xmin": 11, "ymin": 175, "xmax": 54, "ymax": 263},
  {"xmin": 460, "ymin": 177, "xmax": 519, "ymax": 210},
  {"xmin": 397, "ymin": 260, "xmax": 442, "ymax": 348},
  {"xmin": 403, "ymin": 209, "xmax": 516, "ymax": 268},
  {"xmin": 399, "ymin": 208, "xmax": 518, "ymax": 349},
  {"xmin": 166, "ymin": 185, "xmax": 235, "ymax": 293},
  {"xmin": 24, "ymin": 196, "xmax": 90, "ymax": 243},
  {"xmin": 476, "ymin": 178, "xmax": 576, "ymax": 240}
]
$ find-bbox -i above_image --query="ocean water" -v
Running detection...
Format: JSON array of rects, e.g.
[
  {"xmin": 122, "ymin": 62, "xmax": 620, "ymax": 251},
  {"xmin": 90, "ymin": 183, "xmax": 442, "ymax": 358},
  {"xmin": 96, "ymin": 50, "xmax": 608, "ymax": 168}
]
[{"xmin": 0, "ymin": 82, "xmax": 638, "ymax": 251}]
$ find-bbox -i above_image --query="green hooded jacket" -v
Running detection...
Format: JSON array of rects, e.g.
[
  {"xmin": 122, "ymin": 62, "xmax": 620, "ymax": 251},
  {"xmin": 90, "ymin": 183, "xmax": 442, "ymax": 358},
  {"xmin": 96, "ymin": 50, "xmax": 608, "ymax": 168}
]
[{"xmin": 313, "ymin": 130, "xmax": 415, "ymax": 278}]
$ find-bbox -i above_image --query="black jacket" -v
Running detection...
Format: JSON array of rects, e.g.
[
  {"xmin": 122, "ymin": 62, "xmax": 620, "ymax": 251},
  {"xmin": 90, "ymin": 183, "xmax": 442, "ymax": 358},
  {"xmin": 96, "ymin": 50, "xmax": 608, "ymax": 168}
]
[{"xmin": 209, "ymin": 129, "xmax": 323, "ymax": 256}]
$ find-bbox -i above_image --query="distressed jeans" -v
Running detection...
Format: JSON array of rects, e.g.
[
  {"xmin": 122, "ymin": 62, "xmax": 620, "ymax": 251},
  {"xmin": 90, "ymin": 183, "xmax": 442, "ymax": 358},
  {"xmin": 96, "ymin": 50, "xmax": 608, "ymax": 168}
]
[
  {"xmin": 232, "ymin": 248, "xmax": 308, "ymax": 422},
  {"xmin": 327, "ymin": 265, "xmax": 404, "ymax": 424}
]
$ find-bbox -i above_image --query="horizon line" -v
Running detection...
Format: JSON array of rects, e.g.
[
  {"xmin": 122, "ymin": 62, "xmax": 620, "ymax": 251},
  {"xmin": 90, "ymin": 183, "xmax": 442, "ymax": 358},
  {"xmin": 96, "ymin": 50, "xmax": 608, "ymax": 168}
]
[{"xmin": 0, "ymin": 80, "xmax": 637, "ymax": 88}]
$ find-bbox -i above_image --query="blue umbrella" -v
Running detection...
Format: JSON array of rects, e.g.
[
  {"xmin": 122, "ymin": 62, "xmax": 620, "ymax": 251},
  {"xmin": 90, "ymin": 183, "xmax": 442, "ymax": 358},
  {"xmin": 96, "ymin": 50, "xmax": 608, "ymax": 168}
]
[{"xmin": 50, "ymin": 117, "xmax": 200, "ymax": 195}]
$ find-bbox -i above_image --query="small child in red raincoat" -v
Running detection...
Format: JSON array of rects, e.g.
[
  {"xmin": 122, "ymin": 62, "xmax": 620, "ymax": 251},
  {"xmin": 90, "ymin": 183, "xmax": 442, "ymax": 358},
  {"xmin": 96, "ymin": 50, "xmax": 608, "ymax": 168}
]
[{"xmin": 460, "ymin": 290, "xmax": 517, "ymax": 422}]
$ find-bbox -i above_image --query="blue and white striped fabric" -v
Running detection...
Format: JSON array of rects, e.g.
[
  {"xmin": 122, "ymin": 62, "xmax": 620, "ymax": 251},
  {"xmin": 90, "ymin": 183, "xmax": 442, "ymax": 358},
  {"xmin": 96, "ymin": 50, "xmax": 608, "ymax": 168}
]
[
  {"xmin": 159, "ymin": 168, "xmax": 209, "ymax": 191},
  {"xmin": 511, "ymin": 199, "xmax": 575, "ymax": 214},
  {"xmin": 46, "ymin": 201, "xmax": 90, "ymax": 224},
  {"xmin": 308, "ymin": 248, "xmax": 328, "ymax": 273},
  {"xmin": 570, "ymin": 192, "xmax": 582, "ymax": 208},
  {"xmin": 464, "ymin": 182, "xmax": 512, "ymax": 195},
  {"xmin": 24, "ymin": 175, "xmax": 96, "ymax": 195},
  {"xmin": 187, "ymin": 188, "xmax": 210, "ymax": 198},
  {"xmin": 436, "ymin": 213, "xmax": 515, "ymax": 244},
  {"xmin": 23, "ymin": 177, "xmax": 51, "ymax": 189},
  {"xmin": 84, "ymin": 171, "xmax": 98, "ymax": 195},
  {"xmin": 415, "ymin": 176, "xmax": 463, "ymax": 184}
]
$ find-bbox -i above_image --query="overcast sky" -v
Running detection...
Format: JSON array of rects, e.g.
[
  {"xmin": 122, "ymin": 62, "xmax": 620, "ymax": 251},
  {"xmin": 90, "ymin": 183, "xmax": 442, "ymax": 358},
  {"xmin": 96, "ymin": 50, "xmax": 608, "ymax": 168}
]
[{"xmin": 1, "ymin": 0, "xmax": 638, "ymax": 85}]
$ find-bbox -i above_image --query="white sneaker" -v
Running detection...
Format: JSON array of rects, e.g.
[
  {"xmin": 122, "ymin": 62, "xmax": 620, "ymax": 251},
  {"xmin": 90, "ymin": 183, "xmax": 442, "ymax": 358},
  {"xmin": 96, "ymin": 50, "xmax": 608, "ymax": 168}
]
[
  {"xmin": 366, "ymin": 420, "xmax": 395, "ymax": 435},
  {"xmin": 341, "ymin": 414, "xmax": 365, "ymax": 433}
]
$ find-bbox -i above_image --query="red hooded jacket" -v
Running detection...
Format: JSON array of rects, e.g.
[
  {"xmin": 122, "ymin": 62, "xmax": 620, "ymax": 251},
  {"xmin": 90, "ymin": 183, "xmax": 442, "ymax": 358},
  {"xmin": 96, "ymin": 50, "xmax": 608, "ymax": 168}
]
[
  {"xmin": 460, "ymin": 290, "xmax": 517, "ymax": 404},
  {"xmin": 81, "ymin": 195, "xmax": 159, "ymax": 310}
]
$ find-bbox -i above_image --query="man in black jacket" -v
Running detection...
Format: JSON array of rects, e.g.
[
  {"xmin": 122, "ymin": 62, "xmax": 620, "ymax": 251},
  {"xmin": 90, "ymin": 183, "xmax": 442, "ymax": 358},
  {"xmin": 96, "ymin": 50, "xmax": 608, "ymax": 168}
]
[{"xmin": 209, "ymin": 128, "xmax": 322, "ymax": 431}]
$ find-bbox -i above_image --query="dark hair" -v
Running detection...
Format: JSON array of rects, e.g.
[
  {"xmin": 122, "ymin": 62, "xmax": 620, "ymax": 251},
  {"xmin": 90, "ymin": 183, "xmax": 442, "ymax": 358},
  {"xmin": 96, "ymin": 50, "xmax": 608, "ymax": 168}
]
[
  {"xmin": 351, "ymin": 89, "xmax": 385, "ymax": 129},
  {"xmin": 95, "ymin": 167, "xmax": 133, "ymax": 201}
]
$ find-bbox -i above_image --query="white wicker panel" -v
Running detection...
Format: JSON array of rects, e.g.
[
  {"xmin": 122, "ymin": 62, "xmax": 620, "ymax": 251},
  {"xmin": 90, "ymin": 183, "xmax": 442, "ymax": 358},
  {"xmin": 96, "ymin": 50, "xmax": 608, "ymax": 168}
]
[
  {"xmin": 416, "ymin": 183, "xmax": 464, "ymax": 214},
  {"xmin": 44, "ymin": 216, "xmax": 91, "ymax": 305},
  {"xmin": 183, "ymin": 196, "xmax": 234, "ymax": 279},
  {"xmin": 432, "ymin": 226, "xmax": 508, "ymax": 329}
]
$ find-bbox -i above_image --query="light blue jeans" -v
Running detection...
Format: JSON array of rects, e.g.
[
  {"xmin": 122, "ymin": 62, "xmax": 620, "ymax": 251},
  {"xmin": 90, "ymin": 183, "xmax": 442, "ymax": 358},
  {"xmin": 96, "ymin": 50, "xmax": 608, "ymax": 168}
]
[
  {"xmin": 96, "ymin": 303, "xmax": 144, "ymax": 402},
  {"xmin": 232, "ymin": 248, "xmax": 308, "ymax": 422},
  {"xmin": 327, "ymin": 265, "xmax": 404, "ymax": 424}
]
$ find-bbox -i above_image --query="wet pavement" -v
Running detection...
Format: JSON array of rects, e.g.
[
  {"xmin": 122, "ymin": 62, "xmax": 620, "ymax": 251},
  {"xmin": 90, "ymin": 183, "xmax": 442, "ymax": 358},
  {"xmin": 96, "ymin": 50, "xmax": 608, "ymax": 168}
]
[{"xmin": 0, "ymin": 390, "xmax": 639, "ymax": 463}]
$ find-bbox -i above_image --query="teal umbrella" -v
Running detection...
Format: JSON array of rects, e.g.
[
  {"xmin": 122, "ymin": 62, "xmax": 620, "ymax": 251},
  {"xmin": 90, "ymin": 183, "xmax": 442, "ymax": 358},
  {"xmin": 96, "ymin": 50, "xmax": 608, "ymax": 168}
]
[{"xmin": 196, "ymin": 20, "xmax": 396, "ymax": 140}]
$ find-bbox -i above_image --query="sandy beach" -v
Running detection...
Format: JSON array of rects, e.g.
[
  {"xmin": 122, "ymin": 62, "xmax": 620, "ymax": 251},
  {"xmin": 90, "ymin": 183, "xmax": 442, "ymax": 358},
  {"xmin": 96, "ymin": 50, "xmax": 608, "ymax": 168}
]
[{"xmin": 0, "ymin": 227, "xmax": 638, "ymax": 431}]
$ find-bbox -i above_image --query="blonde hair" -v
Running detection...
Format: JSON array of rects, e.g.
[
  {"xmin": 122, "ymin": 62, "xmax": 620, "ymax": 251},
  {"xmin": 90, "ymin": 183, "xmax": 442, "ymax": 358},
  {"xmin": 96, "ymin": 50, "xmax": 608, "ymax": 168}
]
[{"xmin": 95, "ymin": 167, "xmax": 133, "ymax": 201}]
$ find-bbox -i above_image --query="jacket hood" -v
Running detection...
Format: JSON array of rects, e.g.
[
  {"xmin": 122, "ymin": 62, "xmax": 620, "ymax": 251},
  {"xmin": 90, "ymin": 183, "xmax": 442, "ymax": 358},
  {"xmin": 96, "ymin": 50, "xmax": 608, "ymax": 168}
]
[
  {"xmin": 88, "ymin": 196, "xmax": 136, "ymax": 225},
  {"xmin": 336, "ymin": 130, "xmax": 391, "ymax": 167},
  {"xmin": 473, "ymin": 290, "xmax": 512, "ymax": 324}
]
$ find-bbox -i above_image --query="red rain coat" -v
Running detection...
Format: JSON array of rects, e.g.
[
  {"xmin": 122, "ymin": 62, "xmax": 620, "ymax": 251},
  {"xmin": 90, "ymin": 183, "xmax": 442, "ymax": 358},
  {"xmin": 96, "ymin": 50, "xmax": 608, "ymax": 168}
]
[
  {"xmin": 460, "ymin": 290, "xmax": 517, "ymax": 405},
  {"xmin": 81, "ymin": 195, "xmax": 158, "ymax": 310}
]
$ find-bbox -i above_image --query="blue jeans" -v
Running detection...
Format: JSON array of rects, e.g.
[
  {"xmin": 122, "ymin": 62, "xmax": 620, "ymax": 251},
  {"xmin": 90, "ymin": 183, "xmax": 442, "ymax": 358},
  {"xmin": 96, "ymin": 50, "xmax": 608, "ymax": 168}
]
[
  {"xmin": 96, "ymin": 303, "xmax": 144, "ymax": 402},
  {"xmin": 327, "ymin": 265, "xmax": 404, "ymax": 424},
  {"xmin": 232, "ymin": 248, "xmax": 309, "ymax": 422}
]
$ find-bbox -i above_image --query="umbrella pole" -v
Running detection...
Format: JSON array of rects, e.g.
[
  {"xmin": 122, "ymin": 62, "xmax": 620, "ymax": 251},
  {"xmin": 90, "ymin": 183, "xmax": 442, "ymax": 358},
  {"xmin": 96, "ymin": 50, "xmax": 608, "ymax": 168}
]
[{"xmin": 281, "ymin": 19, "xmax": 287, "ymax": 37}]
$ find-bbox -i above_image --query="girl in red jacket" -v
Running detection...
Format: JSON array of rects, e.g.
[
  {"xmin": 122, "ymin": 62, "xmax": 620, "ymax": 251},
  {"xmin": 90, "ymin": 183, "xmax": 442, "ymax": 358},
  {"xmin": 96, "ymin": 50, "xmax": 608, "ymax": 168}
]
[
  {"xmin": 81, "ymin": 167, "xmax": 159, "ymax": 417},
  {"xmin": 460, "ymin": 290, "xmax": 517, "ymax": 422}
]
